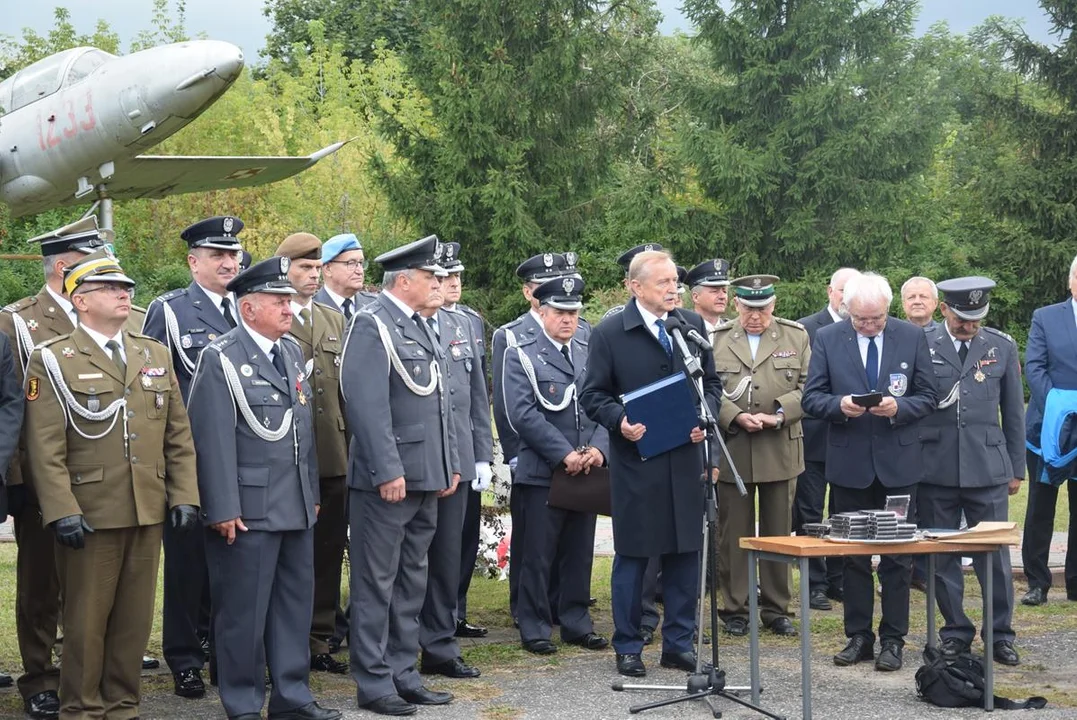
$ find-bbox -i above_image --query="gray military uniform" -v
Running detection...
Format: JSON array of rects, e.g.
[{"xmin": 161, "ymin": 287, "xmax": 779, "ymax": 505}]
[
  {"xmin": 419, "ymin": 307, "xmax": 493, "ymax": 665},
  {"xmin": 505, "ymin": 331, "xmax": 609, "ymax": 643},
  {"xmin": 186, "ymin": 327, "xmax": 320, "ymax": 717},
  {"xmin": 341, "ymin": 293, "xmax": 459, "ymax": 705},
  {"xmin": 919, "ymin": 325, "xmax": 1024, "ymax": 644}
]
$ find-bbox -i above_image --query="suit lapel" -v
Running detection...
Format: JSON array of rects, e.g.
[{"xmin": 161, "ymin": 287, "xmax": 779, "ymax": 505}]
[
  {"xmin": 310, "ymin": 305, "xmax": 329, "ymax": 349},
  {"xmin": 379, "ymin": 294, "xmax": 434, "ymax": 354},
  {"xmin": 73, "ymin": 326, "xmax": 125, "ymax": 384},
  {"xmin": 537, "ymin": 332, "xmax": 574, "ymax": 375},
  {"xmin": 932, "ymin": 331, "xmax": 962, "ymax": 372},
  {"xmin": 37, "ymin": 287, "xmax": 75, "ymax": 335},
  {"xmin": 839, "ymin": 322, "xmax": 869, "ymax": 391},
  {"xmin": 965, "ymin": 333, "xmax": 989, "ymax": 372},
  {"xmin": 290, "ymin": 314, "xmax": 313, "ymax": 354},
  {"xmin": 875, "ymin": 324, "xmax": 898, "ymax": 391},
  {"xmin": 239, "ymin": 328, "xmax": 290, "ymax": 394},
  {"xmin": 623, "ymin": 299, "xmax": 674, "ymax": 358},
  {"xmin": 188, "ymin": 283, "xmax": 232, "ymax": 335},
  {"xmin": 124, "ymin": 334, "xmax": 147, "ymax": 388},
  {"xmin": 725, "ymin": 327, "xmax": 755, "ymax": 368},
  {"xmin": 753, "ymin": 328, "xmax": 779, "ymax": 369}
]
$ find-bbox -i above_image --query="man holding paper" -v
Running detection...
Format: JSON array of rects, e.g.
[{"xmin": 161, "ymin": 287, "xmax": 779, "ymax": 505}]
[
  {"xmin": 802, "ymin": 271, "xmax": 936, "ymax": 672},
  {"xmin": 581, "ymin": 250, "xmax": 722, "ymax": 679}
]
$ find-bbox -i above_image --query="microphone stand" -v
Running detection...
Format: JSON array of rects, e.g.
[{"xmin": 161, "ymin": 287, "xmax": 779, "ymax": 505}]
[{"xmin": 613, "ymin": 320, "xmax": 783, "ymax": 719}]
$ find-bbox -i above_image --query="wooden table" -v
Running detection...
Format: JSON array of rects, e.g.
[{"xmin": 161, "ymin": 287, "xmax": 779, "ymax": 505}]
[{"xmin": 739, "ymin": 535, "xmax": 1009, "ymax": 719}]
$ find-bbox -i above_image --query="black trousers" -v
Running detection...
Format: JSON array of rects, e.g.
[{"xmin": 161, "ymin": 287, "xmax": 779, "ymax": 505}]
[
  {"xmin": 162, "ymin": 511, "xmax": 210, "ymax": 673},
  {"xmin": 1022, "ymin": 450, "xmax": 1077, "ymax": 594},
  {"xmin": 831, "ymin": 481, "xmax": 917, "ymax": 645},
  {"xmin": 793, "ymin": 460, "xmax": 843, "ymax": 594},
  {"xmin": 457, "ymin": 487, "xmax": 482, "ymax": 620}
]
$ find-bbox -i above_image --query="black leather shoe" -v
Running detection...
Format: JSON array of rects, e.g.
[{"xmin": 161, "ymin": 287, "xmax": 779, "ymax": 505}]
[
  {"xmin": 327, "ymin": 637, "xmax": 343, "ymax": 654},
  {"xmin": 25, "ymin": 690, "xmax": 60, "ymax": 719},
  {"xmin": 522, "ymin": 639, "xmax": 557, "ymax": 655},
  {"xmin": 0, "ymin": 671, "xmax": 13, "ymax": 689},
  {"xmin": 360, "ymin": 695, "xmax": 416, "ymax": 716},
  {"xmin": 173, "ymin": 668, "xmax": 205, "ymax": 698},
  {"xmin": 723, "ymin": 617, "xmax": 748, "ymax": 637},
  {"xmin": 616, "ymin": 653, "xmax": 646, "ymax": 677},
  {"xmin": 142, "ymin": 655, "xmax": 160, "ymax": 670},
  {"xmin": 767, "ymin": 617, "xmax": 797, "ymax": 637},
  {"xmin": 660, "ymin": 651, "xmax": 712, "ymax": 673},
  {"xmin": 310, "ymin": 653, "xmax": 348, "ymax": 674},
  {"xmin": 200, "ymin": 636, "xmax": 211, "ymax": 662},
  {"xmin": 640, "ymin": 626, "xmax": 655, "ymax": 646},
  {"xmin": 420, "ymin": 657, "xmax": 480, "ymax": 678},
  {"xmin": 939, "ymin": 637, "xmax": 971, "ymax": 658},
  {"xmin": 825, "ymin": 585, "xmax": 844, "ymax": 603},
  {"xmin": 911, "ymin": 576, "xmax": 928, "ymax": 593},
  {"xmin": 398, "ymin": 686, "xmax": 453, "ymax": 706},
  {"xmin": 809, "ymin": 589, "xmax": 832, "ymax": 611},
  {"xmin": 1022, "ymin": 587, "xmax": 1048, "ymax": 606},
  {"xmin": 565, "ymin": 632, "xmax": 609, "ymax": 650},
  {"xmin": 994, "ymin": 640, "xmax": 1020, "ymax": 666},
  {"xmin": 454, "ymin": 619, "xmax": 488, "ymax": 638},
  {"xmin": 875, "ymin": 641, "xmax": 903, "ymax": 671},
  {"xmin": 268, "ymin": 701, "xmax": 343, "ymax": 720},
  {"xmin": 833, "ymin": 635, "xmax": 873, "ymax": 666},
  {"xmin": 589, "ymin": 597, "xmax": 598, "ymax": 607}
]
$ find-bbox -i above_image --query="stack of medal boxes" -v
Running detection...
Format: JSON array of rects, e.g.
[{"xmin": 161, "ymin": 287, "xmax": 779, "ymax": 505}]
[{"xmin": 830, "ymin": 511, "xmax": 917, "ymax": 541}]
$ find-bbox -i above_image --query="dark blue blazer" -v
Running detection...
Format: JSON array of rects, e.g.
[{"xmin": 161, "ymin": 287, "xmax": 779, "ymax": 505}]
[
  {"xmin": 797, "ymin": 307, "xmax": 836, "ymax": 464},
  {"xmin": 1025, "ymin": 300, "xmax": 1077, "ymax": 443},
  {"xmin": 801, "ymin": 317, "xmax": 937, "ymax": 489}
]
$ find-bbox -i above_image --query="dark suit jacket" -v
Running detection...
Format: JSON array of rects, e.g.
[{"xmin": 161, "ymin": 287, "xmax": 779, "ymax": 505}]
[
  {"xmin": 1025, "ymin": 300, "xmax": 1077, "ymax": 443},
  {"xmin": 580, "ymin": 299, "xmax": 721, "ymax": 556},
  {"xmin": 0, "ymin": 333, "xmax": 24, "ymax": 520},
  {"xmin": 801, "ymin": 317, "xmax": 937, "ymax": 489},
  {"xmin": 797, "ymin": 307, "xmax": 837, "ymax": 463}
]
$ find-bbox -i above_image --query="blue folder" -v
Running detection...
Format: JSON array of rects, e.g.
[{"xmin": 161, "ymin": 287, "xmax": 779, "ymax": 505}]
[{"xmin": 620, "ymin": 371, "xmax": 698, "ymax": 461}]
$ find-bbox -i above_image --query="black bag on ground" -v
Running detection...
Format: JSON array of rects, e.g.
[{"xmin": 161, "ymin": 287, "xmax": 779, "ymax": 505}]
[{"xmin": 915, "ymin": 648, "xmax": 1047, "ymax": 710}]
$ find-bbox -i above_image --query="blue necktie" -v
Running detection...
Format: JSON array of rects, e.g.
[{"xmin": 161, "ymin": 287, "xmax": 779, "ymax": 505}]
[
  {"xmin": 866, "ymin": 335, "xmax": 879, "ymax": 389},
  {"xmin": 655, "ymin": 319, "xmax": 673, "ymax": 358}
]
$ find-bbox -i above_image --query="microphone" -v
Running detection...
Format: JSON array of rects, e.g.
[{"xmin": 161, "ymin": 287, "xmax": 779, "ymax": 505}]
[{"xmin": 663, "ymin": 315, "xmax": 712, "ymax": 352}]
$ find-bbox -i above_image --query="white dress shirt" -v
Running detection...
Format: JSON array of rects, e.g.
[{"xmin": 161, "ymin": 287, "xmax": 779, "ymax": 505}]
[
  {"xmin": 290, "ymin": 299, "xmax": 314, "ymax": 324},
  {"xmin": 382, "ymin": 289, "xmax": 421, "ymax": 318},
  {"xmin": 197, "ymin": 284, "xmax": 236, "ymax": 321},
  {"xmin": 636, "ymin": 303, "xmax": 669, "ymax": 344},
  {"xmin": 827, "ymin": 305, "xmax": 843, "ymax": 323},
  {"xmin": 81, "ymin": 325, "xmax": 126, "ymax": 365},
  {"xmin": 747, "ymin": 333, "xmax": 762, "ymax": 360},
  {"xmin": 856, "ymin": 331, "xmax": 883, "ymax": 370}
]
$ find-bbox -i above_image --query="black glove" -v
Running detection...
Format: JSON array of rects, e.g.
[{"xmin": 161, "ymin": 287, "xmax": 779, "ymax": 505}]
[
  {"xmin": 7, "ymin": 484, "xmax": 27, "ymax": 518},
  {"xmin": 53, "ymin": 515, "xmax": 94, "ymax": 550},
  {"xmin": 170, "ymin": 504, "xmax": 199, "ymax": 532}
]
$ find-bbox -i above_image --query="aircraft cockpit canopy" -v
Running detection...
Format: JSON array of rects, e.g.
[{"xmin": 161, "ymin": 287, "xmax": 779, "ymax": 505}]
[{"xmin": 0, "ymin": 47, "xmax": 116, "ymax": 115}]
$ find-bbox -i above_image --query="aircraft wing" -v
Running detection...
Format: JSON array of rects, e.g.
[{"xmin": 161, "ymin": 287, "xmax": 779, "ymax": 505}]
[{"xmin": 104, "ymin": 140, "xmax": 349, "ymax": 201}]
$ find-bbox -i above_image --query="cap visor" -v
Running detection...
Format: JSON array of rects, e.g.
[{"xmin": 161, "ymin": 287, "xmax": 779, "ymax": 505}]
[
  {"xmin": 737, "ymin": 296, "xmax": 776, "ymax": 309},
  {"xmin": 952, "ymin": 304, "xmax": 989, "ymax": 321},
  {"xmin": 544, "ymin": 299, "xmax": 583, "ymax": 311},
  {"xmin": 80, "ymin": 272, "xmax": 135, "ymax": 287}
]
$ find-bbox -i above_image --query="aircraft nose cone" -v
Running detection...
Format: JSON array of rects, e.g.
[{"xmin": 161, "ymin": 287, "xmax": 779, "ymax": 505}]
[{"xmin": 206, "ymin": 40, "xmax": 245, "ymax": 83}]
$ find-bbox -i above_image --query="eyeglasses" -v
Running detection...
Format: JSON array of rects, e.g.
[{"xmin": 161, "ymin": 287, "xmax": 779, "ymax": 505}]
[
  {"xmin": 78, "ymin": 283, "xmax": 134, "ymax": 297},
  {"xmin": 849, "ymin": 312, "xmax": 887, "ymax": 324},
  {"xmin": 330, "ymin": 259, "xmax": 368, "ymax": 272}
]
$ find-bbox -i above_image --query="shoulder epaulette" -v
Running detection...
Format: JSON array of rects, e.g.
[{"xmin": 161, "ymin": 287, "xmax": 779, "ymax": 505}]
[
  {"xmin": 38, "ymin": 334, "xmax": 69, "ymax": 348},
  {"xmin": 984, "ymin": 327, "xmax": 1016, "ymax": 345},
  {"xmin": 601, "ymin": 305, "xmax": 625, "ymax": 321},
  {"xmin": 207, "ymin": 334, "xmax": 236, "ymax": 353},
  {"xmin": 713, "ymin": 319, "xmax": 736, "ymax": 332},
  {"xmin": 2, "ymin": 296, "xmax": 36, "ymax": 314},
  {"xmin": 155, "ymin": 288, "xmax": 188, "ymax": 304},
  {"xmin": 456, "ymin": 304, "xmax": 483, "ymax": 320},
  {"xmin": 775, "ymin": 317, "xmax": 806, "ymax": 331}
]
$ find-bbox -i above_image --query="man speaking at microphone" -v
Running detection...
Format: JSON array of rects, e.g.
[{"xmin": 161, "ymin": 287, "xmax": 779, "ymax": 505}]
[{"xmin": 581, "ymin": 250, "xmax": 722, "ymax": 679}]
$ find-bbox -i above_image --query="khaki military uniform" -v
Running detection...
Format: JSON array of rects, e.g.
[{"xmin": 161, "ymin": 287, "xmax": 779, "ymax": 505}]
[
  {"xmin": 23, "ymin": 326, "xmax": 198, "ymax": 719},
  {"xmin": 287, "ymin": 301, "xmax": 349, "ymax": 655},
  {"xmin": 712, "ymin": 317, "xmax": 810, "ymax": 624},
  {"xmin": 0, "ymin": 287, "xmax": 77, "ymax": 701}
]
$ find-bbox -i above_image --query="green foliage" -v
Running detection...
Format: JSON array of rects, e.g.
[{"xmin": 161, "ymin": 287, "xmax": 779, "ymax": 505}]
[{"xmin": 262, "ymin": 0, "xmax": 417, "ymax": 67}]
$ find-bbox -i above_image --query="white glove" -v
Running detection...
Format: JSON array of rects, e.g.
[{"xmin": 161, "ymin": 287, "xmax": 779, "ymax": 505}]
[
  {"xmin": 473, "ymin": 462, "xmax": 493, "ymax": 492},
  {"xmin": 508, "ymin": 455, "xmax": 518, "ymax": 472}
]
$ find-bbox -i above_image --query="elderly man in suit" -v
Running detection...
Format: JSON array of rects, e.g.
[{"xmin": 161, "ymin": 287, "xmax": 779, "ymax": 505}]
[
  {"xmin": 273, "ymin": 233, "xmax": 351, "ymax": 676},
  {"xmin": 713, "ymin": 275, "xmax": 810, "ymax": 638},
  {"xmin": 416, "ymin": 242, "xmax": 490, "ymax": 679},
  {"xmin": 901, "ymin": 276, "xmax": 939, "ymax": 332},
  {"xmin": 142, "ymin": 215, "xmax": 245, "ymax": 697},
  {"xmin": 1021, "ymin": 255, "xmax": 1077, "ymax": 606},
  {"xmin": 581, "ymin": 250, "xmax": 722, "ymax": 678},
  {"xmin": 505, "ymin": 276, "xmax": 610, "ymax": 655},
  {"xmin": 24, "ymin": 250, "xmax": 200, "ymax": 720},
  {"xmin": 794, "ymin": 267, "xmax": 857, "ymax": 611},
  {"xmin": 802, "ymin": 271, "xmax": 937, "ymax": 672},
  {"xmin": 918, "ymin": 277, "xmax": 1023, "ymax": 666},
  {"xmin": 340, "ymin": 235, "xmax": 461, "ymax": 716},
  {"xmin": 316, "ymin": 233, "xmax": 379, "ymax": 319},
  {"xmin": 186, "ymin": 257, "xmax": 340, "ymax": 720}
]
